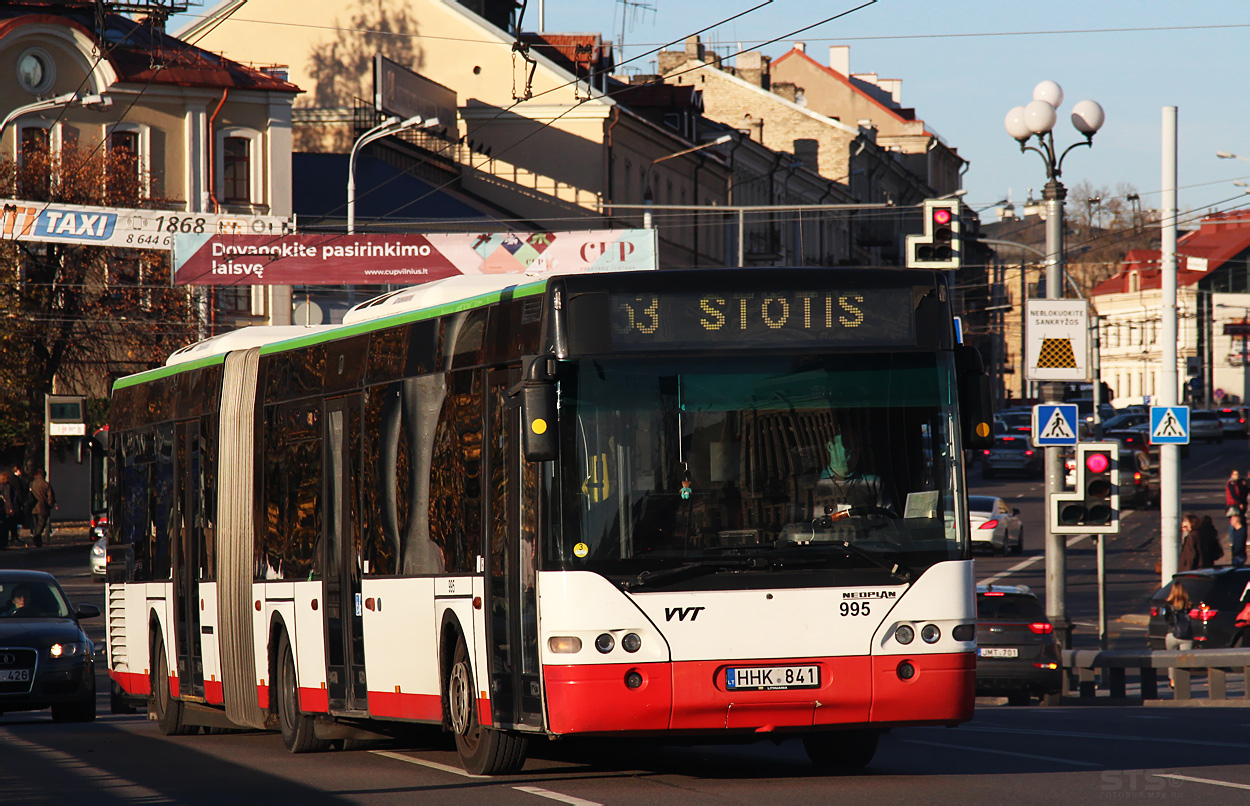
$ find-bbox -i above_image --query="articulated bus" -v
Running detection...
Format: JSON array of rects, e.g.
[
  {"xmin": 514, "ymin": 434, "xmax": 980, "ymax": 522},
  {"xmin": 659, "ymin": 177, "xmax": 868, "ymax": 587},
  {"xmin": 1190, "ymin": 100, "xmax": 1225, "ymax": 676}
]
[{"xmin": 105, "ymin": 268, "xmax": 993, "ymax": 774}]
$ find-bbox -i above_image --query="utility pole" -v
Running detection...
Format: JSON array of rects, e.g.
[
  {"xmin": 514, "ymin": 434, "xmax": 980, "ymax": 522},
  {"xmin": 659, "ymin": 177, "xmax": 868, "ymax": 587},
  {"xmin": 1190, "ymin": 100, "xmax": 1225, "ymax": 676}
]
[{"xmin": 1159, "ymin": 107, "xmax": 1180, "ymax": 585}]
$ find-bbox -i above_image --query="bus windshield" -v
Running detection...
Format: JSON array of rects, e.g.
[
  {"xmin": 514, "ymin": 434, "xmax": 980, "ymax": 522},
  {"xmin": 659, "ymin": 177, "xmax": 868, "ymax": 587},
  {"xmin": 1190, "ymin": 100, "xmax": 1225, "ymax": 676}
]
[{"xmin": 551, "ymin": 353, "xmax": 967, "ymax": 584}]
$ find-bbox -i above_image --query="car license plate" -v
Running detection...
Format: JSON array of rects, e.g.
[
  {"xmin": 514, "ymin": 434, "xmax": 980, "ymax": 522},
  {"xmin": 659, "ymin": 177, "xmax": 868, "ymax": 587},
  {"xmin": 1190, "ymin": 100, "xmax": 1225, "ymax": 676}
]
[
  {"xmin": 978, "ymin": 647, "xmax": 1018, "ymax": 658},
  {"xmin": 0, "ymin": 669, "xmax": 30, "ymax": 682},
  {"xmin": 726, "ymin": 665, "xmax": 820, "ymax": 690}
]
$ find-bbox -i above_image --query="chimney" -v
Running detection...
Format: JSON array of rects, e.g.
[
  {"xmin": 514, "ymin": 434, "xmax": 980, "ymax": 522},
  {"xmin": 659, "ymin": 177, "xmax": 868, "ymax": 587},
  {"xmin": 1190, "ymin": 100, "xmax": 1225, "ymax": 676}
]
[
  {"xmin": 828, "ymin": 45, "xmax": 849, "ymax": 76},
  {"xmin": 773, "ymin": 81, "xmax": 799, "ymax": 103},
  {"xmin": 793, "ymin": 138, "xmax": 819, "ymax": 169},
  {"xmin": 740, "ymin": 114, "xmax": 764, "ymax": 143},
  {"xmin": 685, "ymin": 35, "xmax": 705, "ymax": 61},
  {"xmin": 794, "ymin": 41, "xmax": 806, "ymax": 53},
  {"xmin": 879, "ymin": 78, "xmax": 902, "ymax": 106},
  {"xmin": 737, "ymin": 51, "xmax": 770, "ymax": 89}
]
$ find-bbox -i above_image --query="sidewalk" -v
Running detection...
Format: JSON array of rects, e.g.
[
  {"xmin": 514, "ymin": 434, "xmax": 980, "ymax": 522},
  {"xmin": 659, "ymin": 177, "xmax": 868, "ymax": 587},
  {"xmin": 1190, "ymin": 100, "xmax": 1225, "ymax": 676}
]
[{"xmin": 3, "ymin": 520, "xmax": 92, "ymax": 549}]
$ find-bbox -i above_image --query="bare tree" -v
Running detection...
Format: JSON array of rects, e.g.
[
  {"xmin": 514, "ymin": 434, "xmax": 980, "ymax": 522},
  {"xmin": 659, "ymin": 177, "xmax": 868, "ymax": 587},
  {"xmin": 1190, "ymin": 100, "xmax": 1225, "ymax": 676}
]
[{"xmin": 0, "ymin": 141, "xmax": 197, "ymax": 466}]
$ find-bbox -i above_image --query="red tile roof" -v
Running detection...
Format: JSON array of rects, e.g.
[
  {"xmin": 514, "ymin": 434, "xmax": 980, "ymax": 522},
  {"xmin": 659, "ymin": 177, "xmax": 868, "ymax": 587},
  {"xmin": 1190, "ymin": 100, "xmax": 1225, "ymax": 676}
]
[
  {"xmin": 772, "ymin": 47, "xmax": 929, "ymax": 134},
  {"xmin": 1091, "ymin": 211, "xmax": 1250, "ymax": 295},
  {"xmin": 0, "ymin": 11, "xmax": 300, "ymax": 93}
]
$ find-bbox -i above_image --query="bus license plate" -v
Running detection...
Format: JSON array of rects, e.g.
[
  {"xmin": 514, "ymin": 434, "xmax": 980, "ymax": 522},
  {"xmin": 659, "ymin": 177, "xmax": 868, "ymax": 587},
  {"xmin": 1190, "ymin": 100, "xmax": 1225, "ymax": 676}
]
[
  {"xmin": 0, "ymin": 669, "xmax": 30, "ymax": 682},
  {"xmin": 726, "ymin": 665, "xmax": 820, "ymax": 691},
  {"xmin": 978, "ymin": 647, "xmax": 1018, "ymax": 658}
]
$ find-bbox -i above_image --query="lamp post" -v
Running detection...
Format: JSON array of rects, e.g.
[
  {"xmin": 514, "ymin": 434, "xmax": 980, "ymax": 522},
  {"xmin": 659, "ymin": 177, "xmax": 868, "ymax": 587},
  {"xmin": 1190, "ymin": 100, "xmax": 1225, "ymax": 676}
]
[
  {"xmin": 1005, "ymin": 80, "xmax": 1105, "ymax": 644},
  {"xmin": 347, "ymin": 114, "xmax": 439, "ymax": 233},
  {"xmin": 643, "ymin": 134, "xmax": 734, "ymax": 229},
  {"xmin": 1, "ymin": 92, "xmax": 112, "ymax": 141}
]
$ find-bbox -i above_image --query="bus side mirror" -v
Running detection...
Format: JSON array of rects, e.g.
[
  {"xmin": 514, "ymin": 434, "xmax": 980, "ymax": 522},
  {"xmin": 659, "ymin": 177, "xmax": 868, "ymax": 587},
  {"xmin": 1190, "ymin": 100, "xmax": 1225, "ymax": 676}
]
[
  {"xmin": 955, "ymin": 345, "xmax": 994, "ymax": 450},
  {"xmin": 514, "ymin": 356, "xmax": 559, "ymax": 462}
]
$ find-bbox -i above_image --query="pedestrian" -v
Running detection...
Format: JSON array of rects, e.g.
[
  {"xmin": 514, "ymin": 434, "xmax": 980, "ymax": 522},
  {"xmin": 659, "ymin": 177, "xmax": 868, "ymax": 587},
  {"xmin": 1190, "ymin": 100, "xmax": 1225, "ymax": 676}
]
[
  {"xmin": 9, "ymin": 465, "xmax": 32, "ymax": 539},
  {"xmin": 28, "ymin": 470, "xmax": 55, "ymax": 549},
  {"xmin": 1228, "ymin": 470, "xmax": 1249, "ymax": 517},
  {"xmin": 0, "ymin": 470, "xmax": 19, "ymax": 550},
  {"xmin": 1231, "ymin": 512, "xmax": 1248, "ymax": 568},
  {"xmin": 1179, "ymin": 512, "xmax": 1224, "ymax": 571},
  {"xmin": 1163, "ymin": 580, "xmax": 1194, "ymax": 687}
]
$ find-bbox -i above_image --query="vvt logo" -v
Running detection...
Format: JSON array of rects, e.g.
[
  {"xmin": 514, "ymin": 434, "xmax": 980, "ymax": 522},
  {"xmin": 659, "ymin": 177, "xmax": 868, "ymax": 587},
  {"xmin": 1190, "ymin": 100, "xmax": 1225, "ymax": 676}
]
[
  {"xmin": 34, "ymin": 209, "xmax": 117, "ymax": 240},
  {"xmin": 664, "ymin": 606, "xmax": 705, "ymax": 622}
]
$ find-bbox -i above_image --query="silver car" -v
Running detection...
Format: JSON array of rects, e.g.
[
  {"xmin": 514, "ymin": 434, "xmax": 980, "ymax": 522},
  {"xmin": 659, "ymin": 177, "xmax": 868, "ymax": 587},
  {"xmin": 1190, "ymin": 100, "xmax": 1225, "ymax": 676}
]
[
  {"xmin": 90, "ymin": 536, "xmax": 106, "ymax": 581},
  {"xmin": 1190, "ymin": 410, "xmax": 1225, "ymax": 444},
  {"xmin": 968, "ymin": 495, "xmax": 1025, "ymax": 556}
]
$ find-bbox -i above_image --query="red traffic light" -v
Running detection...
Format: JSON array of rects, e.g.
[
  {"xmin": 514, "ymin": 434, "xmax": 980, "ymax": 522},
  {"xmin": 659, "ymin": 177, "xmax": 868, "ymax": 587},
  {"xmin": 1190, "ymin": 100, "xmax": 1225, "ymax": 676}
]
[
  {"xmin": 1085, "ymin": 452, "xmax": 1109, "ymax": 474},
  {"xmin": 932, "ymin": 208, "xmax": 952, "ymax": 225}
]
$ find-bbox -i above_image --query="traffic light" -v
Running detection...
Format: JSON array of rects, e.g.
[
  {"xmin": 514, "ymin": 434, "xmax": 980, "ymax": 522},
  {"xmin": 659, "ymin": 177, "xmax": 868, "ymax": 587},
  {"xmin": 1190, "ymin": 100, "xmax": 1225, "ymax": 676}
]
[
  {"xmin": 1049, "ymin": 442, "xmax": 1119, "ymax": 535},
  {"xmin": 906, "ymin": 199, "xmax": 962, "ymax": 269}
]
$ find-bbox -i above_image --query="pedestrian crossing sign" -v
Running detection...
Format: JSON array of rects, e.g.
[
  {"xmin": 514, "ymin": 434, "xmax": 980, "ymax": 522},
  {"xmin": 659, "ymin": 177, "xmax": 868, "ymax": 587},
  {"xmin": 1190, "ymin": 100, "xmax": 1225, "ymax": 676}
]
[
  {"xmin": 1150, "ymin": 406, "xmax": 1189, "ymax": 445},
  {"xmin": 1033, "ymin": 404, "xmax": 1079, "ymax": 446}
]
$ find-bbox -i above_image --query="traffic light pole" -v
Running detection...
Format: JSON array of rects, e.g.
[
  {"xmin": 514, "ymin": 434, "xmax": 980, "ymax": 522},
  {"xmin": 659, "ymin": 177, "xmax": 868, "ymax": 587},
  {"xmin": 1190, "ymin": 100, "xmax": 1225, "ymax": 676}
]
[{"xmin": 1159, "ymin": 107, "xmax": 1181, "ymax": 585}]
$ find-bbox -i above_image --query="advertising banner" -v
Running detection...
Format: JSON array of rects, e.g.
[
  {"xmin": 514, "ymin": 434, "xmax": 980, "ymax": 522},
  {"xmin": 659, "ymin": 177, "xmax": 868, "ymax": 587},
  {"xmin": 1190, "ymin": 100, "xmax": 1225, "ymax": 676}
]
[
  {"xmin": 172, "ymin": 228, "xmax": 657, "ymax": 285},
  {"xmin": 0, "ymin": 198, "xmax": 291, "ymax": 251}
]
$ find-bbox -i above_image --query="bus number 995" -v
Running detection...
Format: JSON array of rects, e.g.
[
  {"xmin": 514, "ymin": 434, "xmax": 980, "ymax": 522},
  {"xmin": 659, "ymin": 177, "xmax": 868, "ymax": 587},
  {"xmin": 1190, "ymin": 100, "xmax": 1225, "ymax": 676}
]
[{"xmin": 840, "ymin": 601, "xmax": 870, "ymax": 617}]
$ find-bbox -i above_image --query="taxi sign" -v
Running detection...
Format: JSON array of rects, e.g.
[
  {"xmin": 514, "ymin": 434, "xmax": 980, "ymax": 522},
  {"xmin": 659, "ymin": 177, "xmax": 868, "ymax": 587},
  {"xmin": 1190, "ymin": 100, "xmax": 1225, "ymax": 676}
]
[
  {"xmin": 1033, "ymin": 404, "xmax": 1079, "ymax": 446},
  {"xmin": 1150, "ymin": 406, "xmax": 1189, "ymax": 445}
]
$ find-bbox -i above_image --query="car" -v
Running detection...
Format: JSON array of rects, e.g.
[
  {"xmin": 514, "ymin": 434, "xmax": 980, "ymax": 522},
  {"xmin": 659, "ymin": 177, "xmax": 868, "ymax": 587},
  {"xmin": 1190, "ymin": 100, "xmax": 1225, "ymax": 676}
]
[
  {"xmin": 0, "ymin": 570, "xmax": 99, "ymax": 722},
  {"xmin": 997, "ymin": 409, "xmax": 1033, "ymax": 437},
  {"xmin": 981, "ymin": 435, "xmax": 1042, "ymax": 479},
  {"xmin": 1147, "ymin": 567, "xmax": 1250, "ymax": 649},
  {"xmin": 968, "ymin": 495, "xmax": 1024, "ymax": 555},
  {"xmin": 1066, "ymin": 431, "xmax": 1158, "ymax": 507},
  {"xmin": 1215, "ymin": 407, "xmax": 1249, "ymax": 436},
  {"xmin": 1189, "ymin": 410, "xmax": 1225, "ymax": 443},
  {"xmin": 1101, "ymin": 412, "xmax": 1150, "ymax": 432},
  {"xmin": 975, "ymin": 584, "xmax": 1062, "ymax": 705},
  {"xmin": 90, "ymin": 536, "xmax": 106, "ymax": 581}
]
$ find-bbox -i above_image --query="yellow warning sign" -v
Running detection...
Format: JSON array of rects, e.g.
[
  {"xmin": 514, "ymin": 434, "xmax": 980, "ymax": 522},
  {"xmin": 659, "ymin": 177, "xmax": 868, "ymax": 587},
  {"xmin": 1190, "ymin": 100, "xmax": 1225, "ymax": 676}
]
[{"xmin": 1036, "ymin": 337, "xmax": 1078, "ymax": 369}]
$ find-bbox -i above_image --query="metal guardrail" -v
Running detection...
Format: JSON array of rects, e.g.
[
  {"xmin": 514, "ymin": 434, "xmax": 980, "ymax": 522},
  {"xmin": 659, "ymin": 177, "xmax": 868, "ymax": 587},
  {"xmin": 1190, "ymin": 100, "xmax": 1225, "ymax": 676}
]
[{"xmin": 1062, "ymin": 648, "xmax": 1250, "ymax": 703}]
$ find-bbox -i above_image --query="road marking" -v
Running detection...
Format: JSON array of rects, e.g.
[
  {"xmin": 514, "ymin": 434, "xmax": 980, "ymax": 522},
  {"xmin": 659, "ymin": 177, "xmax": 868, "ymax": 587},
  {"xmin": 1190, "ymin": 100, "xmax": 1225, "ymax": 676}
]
[
  {"xmin": 514, "ymin": 785, "xmax": 603, "ymax": 805},
  {"xmin": 976, "ymin": 510, "xmax": 1136, "ymax": 586},
  {"xmin": 371, "ymin": 750, "xmax": 488, "ymax": 779},
  {"xmin": 899, "ymin": 738, "xmax": 1100, "ymax": 768},
  {"xmin": 1156, "ymin": 773, "xmax": 1250, "ymax": 791},
  {"xmin": 0, "ymin": 728, "xmax": 176, "ymax": 802}
]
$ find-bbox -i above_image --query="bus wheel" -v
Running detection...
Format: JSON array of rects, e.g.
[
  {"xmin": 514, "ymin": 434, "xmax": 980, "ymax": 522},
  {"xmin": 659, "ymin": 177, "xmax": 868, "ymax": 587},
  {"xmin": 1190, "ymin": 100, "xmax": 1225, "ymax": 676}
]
[
  {"xmin": 277, "ymin": 633, "xmax": 330, "ymax": 753},
  {"xmin": 447, "ymin": 636, "xmax": 527, "ymax": 775},
  {"xmin": 803, "ymin": 729, "xmax": 879, "ymax": 771},
  {"xmin": 151, "ymin": 634, "xmax": 195, "ymax": 735}
]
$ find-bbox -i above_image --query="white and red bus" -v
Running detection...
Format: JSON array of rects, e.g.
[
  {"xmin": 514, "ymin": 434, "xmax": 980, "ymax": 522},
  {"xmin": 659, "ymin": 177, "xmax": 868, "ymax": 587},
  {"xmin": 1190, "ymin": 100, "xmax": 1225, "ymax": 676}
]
[{"xmin": 105, "ymin": 268, "xmax": 993, "ymax": 774}]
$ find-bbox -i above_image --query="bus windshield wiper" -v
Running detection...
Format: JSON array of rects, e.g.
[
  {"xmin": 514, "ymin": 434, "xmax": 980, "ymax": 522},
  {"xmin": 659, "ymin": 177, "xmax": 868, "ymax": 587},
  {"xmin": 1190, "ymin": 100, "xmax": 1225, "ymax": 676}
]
[
  {"xmin": 823, "ymin": 540, "xmax": 912, "ymax": 582},
  {"xmin": 622, "ymin": 557, "xmax": 754, "ymax": 590}
]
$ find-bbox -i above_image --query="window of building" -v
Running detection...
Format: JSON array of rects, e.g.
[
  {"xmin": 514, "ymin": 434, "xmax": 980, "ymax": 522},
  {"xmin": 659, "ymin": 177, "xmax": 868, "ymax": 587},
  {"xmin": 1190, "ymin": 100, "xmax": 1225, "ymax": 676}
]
[
  {"xmin": 223, "ymin": 137, "xmax": 250, "ymax": 203},
  {"xmin": 18, "ymin": 125, "xmax": 51, "ymax": 199},
  {"xmin": 1129, "ymin": 271, "xmax": 1140, "ymax": 293},
  {"xmin": 16, "ymin": 47, "xmax": 56, "ymax": 96}
]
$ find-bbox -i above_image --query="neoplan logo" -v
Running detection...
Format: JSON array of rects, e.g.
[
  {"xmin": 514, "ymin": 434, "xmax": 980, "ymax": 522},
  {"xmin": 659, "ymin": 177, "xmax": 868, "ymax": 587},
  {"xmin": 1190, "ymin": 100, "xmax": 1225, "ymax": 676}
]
[{"xmin": 665, "ymin": 606, "xmax": 705, "ymax": 622}]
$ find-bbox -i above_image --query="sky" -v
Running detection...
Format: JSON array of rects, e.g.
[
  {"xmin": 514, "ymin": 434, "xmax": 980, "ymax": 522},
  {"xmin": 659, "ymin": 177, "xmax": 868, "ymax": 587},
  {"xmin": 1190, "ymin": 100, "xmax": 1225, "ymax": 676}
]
[{"xmin": 524, "ymin": 0, "xmax": 1250, "ymax": 222}]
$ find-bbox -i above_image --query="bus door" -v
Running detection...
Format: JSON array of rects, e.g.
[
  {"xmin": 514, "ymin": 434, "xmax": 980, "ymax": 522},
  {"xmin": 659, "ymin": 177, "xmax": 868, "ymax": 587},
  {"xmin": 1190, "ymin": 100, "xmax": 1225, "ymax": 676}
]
[
  {"xmin": 323, "ymin": 394, "xmax": 368, "ymax": 713},
  {"xmin": 173, "ymin": 420, "xmax": 206, "ymax": 700},
  {"xmin": 484, "ymin": 370, "xmax": 543, "ymax": 730}
]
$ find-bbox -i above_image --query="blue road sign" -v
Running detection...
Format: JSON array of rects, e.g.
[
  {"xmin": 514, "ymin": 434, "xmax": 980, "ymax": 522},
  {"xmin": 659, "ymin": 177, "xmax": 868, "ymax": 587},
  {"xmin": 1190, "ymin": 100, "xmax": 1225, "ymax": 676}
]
[
  {"xmin": 1033, "ymin": 404, "xmax": 1079, "ymax": 446},
  {"xmin": 1150, "ymin": 406, "xmax": 1190, "ymax": 445}
]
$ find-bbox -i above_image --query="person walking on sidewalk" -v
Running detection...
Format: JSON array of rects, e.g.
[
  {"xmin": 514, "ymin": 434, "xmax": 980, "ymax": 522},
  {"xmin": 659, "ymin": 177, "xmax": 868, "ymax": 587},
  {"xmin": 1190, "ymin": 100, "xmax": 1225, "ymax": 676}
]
[
  {"xmin": 1179, "ymin": 512, "xmax": 1223, "ymax": 571},
  {"xmin": 28, "ymin": 470, "xmax": 54, "ymax": 548},
  {"xmin": 1230, "ymin": 512, "xmax": 1247, "ymax": 568},
  {"xmin": 1228, "ymin": 470, "xmax": 1249, "ymax": 517},
  {"xmin": 0, "ymin": 470, "xmax": 20, "ymax": 550}
]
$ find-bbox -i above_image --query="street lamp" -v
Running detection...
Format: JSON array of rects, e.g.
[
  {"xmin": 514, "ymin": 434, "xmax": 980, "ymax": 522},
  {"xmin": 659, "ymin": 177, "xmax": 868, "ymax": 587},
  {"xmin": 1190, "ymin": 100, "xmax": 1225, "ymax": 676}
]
[
  {"xmin": 347, "ymin": 114, "xmax": 440, "ymax": 234},
  {"xmin": 0, "ymin": 92, "xmax": 112, "ymax": 141},
  {"xmin": 1004, "ymin": 80, "xmax": 1105, "ymax": 645},
  {"xmin": 643, "ymin": 133, "xmax": 734, "ymax": 228},
  {"xmin": 1217, "ymin": 151, "xmax": 1250, "ymax": 162}
]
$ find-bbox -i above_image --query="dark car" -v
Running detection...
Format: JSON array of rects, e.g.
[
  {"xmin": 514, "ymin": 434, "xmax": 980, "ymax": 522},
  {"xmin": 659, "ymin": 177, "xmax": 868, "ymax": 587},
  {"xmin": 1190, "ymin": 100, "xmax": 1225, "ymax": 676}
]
[
  {"xmin": 981, "ymin": 434, "xmax": 1042, "ymax": 479},
  {"xmin": 1215, "ymin": 407, "xmax": 1250, "ymax": 436},
  {"xmin": 997, "ymin": 410, "xmax": 1033, "ymax": 437},
  {"xmin": 1147, "ymin": 568, "xmax": 1250, "ymax": 650},
  {"xmin": 0, "ymin": 570, "xmax": 99, "ymax": 721},
  {"xmin": 975, "ymin": 584, "xmax": 1062, "ymax": 705}
]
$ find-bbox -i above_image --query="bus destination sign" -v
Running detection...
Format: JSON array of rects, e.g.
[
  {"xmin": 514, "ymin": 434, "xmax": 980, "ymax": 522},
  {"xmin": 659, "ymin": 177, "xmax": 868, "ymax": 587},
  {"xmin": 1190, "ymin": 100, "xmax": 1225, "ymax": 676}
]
[{"xmin": 608, "ymin": 289, "xmax": 915, "ymax": 349}]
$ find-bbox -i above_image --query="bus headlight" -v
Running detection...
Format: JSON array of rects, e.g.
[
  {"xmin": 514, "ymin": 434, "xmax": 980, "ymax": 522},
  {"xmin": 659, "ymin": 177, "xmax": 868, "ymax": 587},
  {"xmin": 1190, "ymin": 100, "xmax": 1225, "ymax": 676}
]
[
  {"xmin": 894, "ymin": 624, "xmax": 915, "ymax": 645},
  {"xmin": 921, "ymin": 624, "xmax": 941, "ymax": 644},
  {"xmin": 595, "ymin": 633, "xmax": 615, "ymax": 654},
  {"xmin": 621, "ymin": 633, "xmax": 642, "ymax": 653},
  {"xmin": 547, "ymin": 636, "xmax": 582, "ymax": 654}
]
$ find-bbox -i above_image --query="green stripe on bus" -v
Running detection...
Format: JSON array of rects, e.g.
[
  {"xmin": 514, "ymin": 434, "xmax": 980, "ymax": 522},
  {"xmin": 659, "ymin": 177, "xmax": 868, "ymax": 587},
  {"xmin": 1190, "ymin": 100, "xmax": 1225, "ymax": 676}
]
[{"xmin": 112, "ymin": 353, "xmax": 228, "ymax": 391}]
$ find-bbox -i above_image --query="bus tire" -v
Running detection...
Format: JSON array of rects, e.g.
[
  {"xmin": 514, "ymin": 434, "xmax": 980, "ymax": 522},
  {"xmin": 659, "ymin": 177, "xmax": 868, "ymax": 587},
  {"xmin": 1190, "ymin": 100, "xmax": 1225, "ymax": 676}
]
[
  {"xmin": 447, "ymin": 636, "xmax": 527, "ymax": 775},
  {"xmin": 151, "ymin": 633, "xmax": 195, "ymax": 735},
  {"xmin": 277, "ymin": 633, "xmax": 330, "ymax": 753},
  {"xmin": 803, "ymin": 729, "xmax": 879, "ymax": 771}
]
